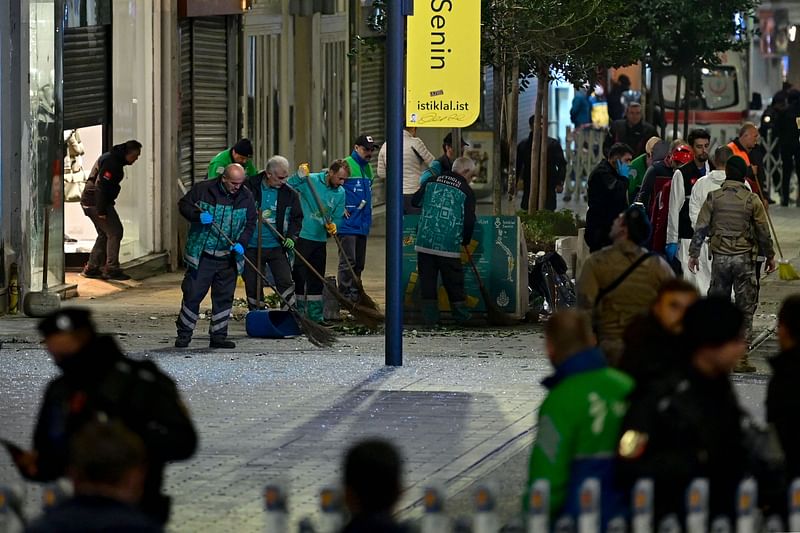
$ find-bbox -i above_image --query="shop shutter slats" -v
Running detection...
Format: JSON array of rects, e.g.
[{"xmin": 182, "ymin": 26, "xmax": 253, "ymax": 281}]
[
  {"xmin": 191, "ymin": 18, "xmax": 230, "ymax": 183},
  {"xmin": 178, "ymin": 16, "xmax": 232, "ymax": 187},
  {"xmin": 63, "ymin": 26, "xmax": 108, "ymax": 130},
  {"xmin": 179, "ymin": 19, "xmax": 194, "ymax": 188}
]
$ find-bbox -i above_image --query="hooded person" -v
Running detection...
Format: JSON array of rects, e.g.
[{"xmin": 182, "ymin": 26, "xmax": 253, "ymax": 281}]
[{"xmin": 79, "ymin": 140, "xmax": 142, "ymax": 280}]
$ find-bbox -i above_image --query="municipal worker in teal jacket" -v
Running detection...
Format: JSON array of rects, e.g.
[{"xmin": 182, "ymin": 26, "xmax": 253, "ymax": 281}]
[
  {"xmin": 207, "ymin": 138, "xmax": 259, "ymax": 179},
  {"xmin": 175, "ymin": 163, "xmax": 257, "ymax": 349},
  {"xmin": 411, "ymin": 156, "xmax": 477, "ymax": 325},
  {"xmin": 339, "ymin": 134, "xmax": 376, "ymax": 303},
  {"xmin": 287, "ymin": 161, "xmax": 348, "ymax": 323},
  {"xmin": 524, "ymin": 309, "xmax": 633, "ymax": 527}
]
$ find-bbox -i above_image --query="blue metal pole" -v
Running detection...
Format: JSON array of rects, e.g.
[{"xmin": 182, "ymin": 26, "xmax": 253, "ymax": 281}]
[{"xmin": 385, "ymin": 1, "xmax": 405, "ymax": 366}]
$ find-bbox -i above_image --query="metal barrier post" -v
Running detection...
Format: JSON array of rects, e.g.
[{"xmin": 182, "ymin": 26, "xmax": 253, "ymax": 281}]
[
  {"xmin": 685, "ymin": 478, "xmax": 709, "ymax": 533},
  {"xmin": 473, "ymin": 484, "xmax": 499, "ymax": 533},
  {"xmin": 263, "ymin": 482, "xmax": 289, "ymax": 533},
  {"xmin": 735, "ymin": 477, "xmax": 757, "ymax": 533},
  {"xmin": 577, "ymin": 478, "xmax": 600, "ymax": 533},
  {"xmin": 631, "ymin": 478, "xmax": 654, "ymax": 533},
  {"xmin": 317, "ymin": 487, "xmax": 344, "ymax": 533},
  {"xmin": 527, "ymin": 479, "xmax": 550, "ymax": 533},
  {"xmin": 421, "ymin": 485, "xmax": 450, "ymax": 533}
]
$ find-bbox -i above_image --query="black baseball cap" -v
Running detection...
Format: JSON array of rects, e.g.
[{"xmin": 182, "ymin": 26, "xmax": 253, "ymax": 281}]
[{"xmin": 354, "ymin": 134, "xmax": 376, "ymax": 150}]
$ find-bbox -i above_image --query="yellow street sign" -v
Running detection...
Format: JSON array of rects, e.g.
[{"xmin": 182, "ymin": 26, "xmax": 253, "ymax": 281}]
[{"xmin": 406, "ymin": 0, "xmax": 481, "ymax": 128}]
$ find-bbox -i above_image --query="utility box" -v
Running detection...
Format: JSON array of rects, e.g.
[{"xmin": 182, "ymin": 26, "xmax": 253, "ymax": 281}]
[{"xmin": 402, "ymin": 215, "xmax": 528, "ymax": 321}]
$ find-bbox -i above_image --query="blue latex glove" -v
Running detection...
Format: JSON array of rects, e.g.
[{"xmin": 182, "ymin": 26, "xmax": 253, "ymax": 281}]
[
  {"xmin": 664, "ymin": 243, "xmax": 678, "ymax": 261},
  {"xmin": 230, "ymin": 243, "xmax": 245, "ymax": 255},
  {"xmin": 199, "ymin": 211, "xmax": 214, "ymax": 225}
]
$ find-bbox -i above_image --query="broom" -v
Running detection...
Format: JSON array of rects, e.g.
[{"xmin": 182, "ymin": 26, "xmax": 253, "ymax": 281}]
[
  {"xmin": 176, "ymin": 181, "xmax": 336, "ymax": 347},
  {"xmin": 463, "ymin": 246, "xmax": 518, "ymax": 326},
  {"xmin": 754, "ymin": 183, "xmax": 799, "ymax": 280},
  {"xmin": 261, "ymin": 216, "xmax": 383, "ymax": 330},
  {"xmin": 303, "ymin": 172, "xmax": 384, "ymax": 315}
]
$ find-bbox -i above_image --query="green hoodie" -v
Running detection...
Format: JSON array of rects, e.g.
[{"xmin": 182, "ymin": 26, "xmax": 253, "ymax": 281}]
[{"xmin": 207, "ymin": 148, "xmax": 259, "ymax": 180}]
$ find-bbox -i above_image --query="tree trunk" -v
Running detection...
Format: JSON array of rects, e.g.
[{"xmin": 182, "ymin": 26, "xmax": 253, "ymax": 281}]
[
  {"xmin": 538, "ymin": 72, "xmax": 550, "ymax": 211},
  {"xmin": 507, "ymin": 61, "xmax": 520, "ymax": 214},
  {"xmin": 657, "ymin": 69, "xmax": 666, "ymax": 138},
  {"xmin": 682, "ymin": 72, "xmax": 692, "ymax": 140},
  {"xmin": 672, "ymin": 72, "xmax": 682, "ymax": 141},
  {"xmin": 493, "ymin": 65, "xmax": 504, "ymax": 216},
  {"xmin": 527, "ymin": 71, "xmax": 544, "ymax": 215}
]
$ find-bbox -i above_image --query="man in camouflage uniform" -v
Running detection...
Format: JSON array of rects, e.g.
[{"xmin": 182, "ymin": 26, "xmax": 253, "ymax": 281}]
[{"xmin": 689, "ymin": 156, "xmax": 776, "ymax": 372}]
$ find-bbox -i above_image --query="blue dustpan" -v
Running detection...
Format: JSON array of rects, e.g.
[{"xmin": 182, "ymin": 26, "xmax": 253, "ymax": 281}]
[{"xmin": 245, "ymin": 309, "xmax": 301, "ymax": 338}]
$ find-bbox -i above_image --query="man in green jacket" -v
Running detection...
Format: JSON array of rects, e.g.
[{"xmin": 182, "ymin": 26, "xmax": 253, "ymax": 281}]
[
  {"xmin": 207, "ymin": 138, "xmax": 259, "ymax": 179},
  {"xmin": 524, "ymin": 309, "xmax": 633, "ymax": 527}
]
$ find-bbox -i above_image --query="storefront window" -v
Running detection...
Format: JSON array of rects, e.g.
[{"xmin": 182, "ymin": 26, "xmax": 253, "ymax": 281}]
[{"xmin": 28, "ymin": 0, "xmax": 64, "ymax": 291}]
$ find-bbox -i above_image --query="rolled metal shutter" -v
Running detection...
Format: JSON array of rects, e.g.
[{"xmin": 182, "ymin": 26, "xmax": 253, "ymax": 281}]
[
  {"xmin": 179, "ymin": 19, "xmax": 194, "ymax": 188},
  {"xmin": 178, "ymin": 17, "xmax": 232, "ymax": 187},
  {"xmin": 356, "ymin": 38, "xmax": 385, "ymax": 204},
  {"xmin": 63, "ymin": 26, "xmax": 109, "ymax": 129},
  {"xmin": 191, "ymin": 17, "xmax": 230, "ymax": 183}
]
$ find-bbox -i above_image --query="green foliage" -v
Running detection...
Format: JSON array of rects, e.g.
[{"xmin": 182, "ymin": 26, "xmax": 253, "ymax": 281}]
[
  {"xmin": 518, "ymin": 209, "xmax": 581, "ymax": 251},
  {"xmin": 632, "ymin": 0, "xmax": 757, "ymax": 72},
  {"xmin": 482, "ymin": 0, "xmax": 645, "ymax": 86}
]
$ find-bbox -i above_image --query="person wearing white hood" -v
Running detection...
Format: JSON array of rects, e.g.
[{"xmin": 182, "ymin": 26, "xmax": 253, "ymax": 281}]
[{"xmin": 689, "ymin": 146, "xmax": 751, "ymax": 295}]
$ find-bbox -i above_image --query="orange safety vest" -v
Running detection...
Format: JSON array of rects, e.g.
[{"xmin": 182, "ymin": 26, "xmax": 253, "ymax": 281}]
[{"xmin": 727, "ymin": 141, "xmax": 751, "ymax": 166}]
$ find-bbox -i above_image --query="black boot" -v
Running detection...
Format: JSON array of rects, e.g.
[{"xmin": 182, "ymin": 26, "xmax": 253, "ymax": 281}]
[
  {"xmin": 174, "ymin": 335, "xmax": 192, "ymax": 348},
  {"xmin": 210, "ymin": 337, "xmax": 236, "ymax": 349}
]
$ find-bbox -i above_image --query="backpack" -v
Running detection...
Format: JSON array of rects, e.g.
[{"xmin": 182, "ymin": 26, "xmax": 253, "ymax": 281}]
[{"xmin": 648, "ymin": 176, "xmax": 672, "ymax": 253}]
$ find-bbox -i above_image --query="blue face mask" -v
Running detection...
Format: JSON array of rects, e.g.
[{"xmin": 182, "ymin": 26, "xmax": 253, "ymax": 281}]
[{"xmin": 616, "ymin": 159, "xmax": 630, "ymax": 178}]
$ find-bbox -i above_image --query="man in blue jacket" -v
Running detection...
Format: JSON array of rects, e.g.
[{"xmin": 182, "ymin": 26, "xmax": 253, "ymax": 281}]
[
  {"xmin": 339, "ymin": 135, "xmax": 375, "ymax": 303},
  {"xmin": 243, "ymin": 155, "xmax": 302, "ymax": 310},
  {"xmin": 175, "ymin": 164, "xmax": 256, "ymax": 348}
]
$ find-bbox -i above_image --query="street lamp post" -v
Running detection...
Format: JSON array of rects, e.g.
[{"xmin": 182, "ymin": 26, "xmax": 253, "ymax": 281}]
[{"xmin": 385, "ymin": 1, "xmax": 408, "ymax": 366}]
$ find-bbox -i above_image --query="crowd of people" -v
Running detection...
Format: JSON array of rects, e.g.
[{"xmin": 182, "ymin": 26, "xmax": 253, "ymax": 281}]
[{"xmin": 526, "ymin": 296, "xmax": 800, "ymax": 529}]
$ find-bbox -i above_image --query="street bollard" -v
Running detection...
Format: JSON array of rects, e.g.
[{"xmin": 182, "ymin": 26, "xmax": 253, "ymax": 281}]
[
  {"xmin": 631, "ymin": 478, "xmax": 654, "ymax": 533},
  {"xmin": 685, "ymin": 478, "xmax": 709, "ymax": 533},
  {"xmin": 789, "ymin": 478, "xmax": 800, "ymax": 532},
  {"xmin": 263, "ymin": 482, "xmax": 289, "ymax": 533},
  {"xmin": 0, "ymin": 485, "xmax": 25, "ymax": 533},
  {"xmin": 420, "ymin": 485, "xmax": 450, "ymax": 533},
  {"xmin": 41, "ymin": 479, "xmax": 72, "ymax": 510},
  {"xmin": 735, "ymin": 478, "xmax": 757, "ymax": 533},
  {"xmin": 527, "ymin": 479, "xmax": 550, "ymax": 533},
  {"xmin": 710, "ymin": 516, "xmax": 732, "ymax": 533},
  {"xmin": 577, "ymin": 478, "xmax": 600, "ymax": 533},
  {"xmin": 656, "ymin": 514, "xmax": 681, "ymax": 533},
  {"xmin": 317, "ymin": 487, "xmax": 344, "ymax": 533},
  {"xmin": 472, "ymin": 484, "xmax": 499, "ymax": 533}
]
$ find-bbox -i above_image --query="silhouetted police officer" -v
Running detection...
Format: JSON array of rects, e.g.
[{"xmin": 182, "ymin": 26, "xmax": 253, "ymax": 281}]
[{"xmin": 8, "ymin": 308, "xmax": 197, "ymax": 525}]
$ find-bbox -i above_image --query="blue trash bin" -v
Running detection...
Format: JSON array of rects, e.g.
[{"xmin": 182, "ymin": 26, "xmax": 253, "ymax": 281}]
[{"xmin": 246, "ymin": 310, "xmax": 301, "ymax": 338}]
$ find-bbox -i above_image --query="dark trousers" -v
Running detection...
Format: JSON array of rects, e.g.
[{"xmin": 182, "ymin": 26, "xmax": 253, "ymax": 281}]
[
  {"xmin": 781, "ymin": 144, "xmax": 800, "ymax": 205},
  {"xmin": 417, "ymin": 252, "xmax": 465, "ymax": 304},
  {"xmin": 292, "ymin": 238, "xmax": 327, "ymax": 298},
  {"xmin": 403, "ymin": 194, "xmax": 421, "ymax": 215},
  {"xmin": 84, "ymin": 205, "xmax": 123, "ymax": 272},
  {"xmin": 243, "ymin": 247, "xmax": 295, "ymax": 310},
  {"xmin": 176, "ymin": 255, "xmax": 237, "ymax": 340},
  {"xmin": 337, "ymin": 234, "xmax": 367, "ymax": 302}
]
